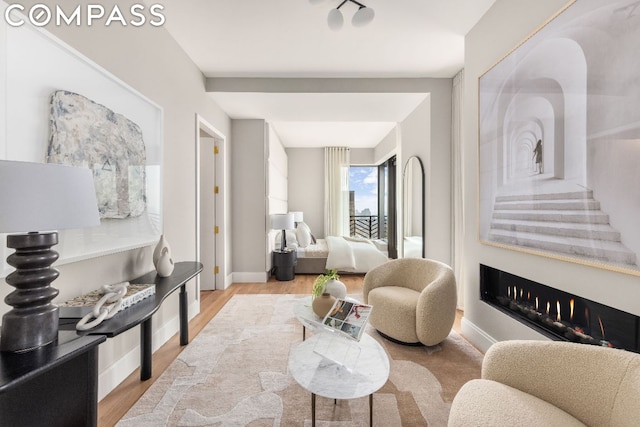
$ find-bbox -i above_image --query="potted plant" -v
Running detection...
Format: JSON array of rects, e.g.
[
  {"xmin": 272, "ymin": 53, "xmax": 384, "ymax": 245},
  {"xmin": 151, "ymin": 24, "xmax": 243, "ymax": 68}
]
[{"xmin": 312, "ymin": 268, "xmax": 346, "ymax": 299}]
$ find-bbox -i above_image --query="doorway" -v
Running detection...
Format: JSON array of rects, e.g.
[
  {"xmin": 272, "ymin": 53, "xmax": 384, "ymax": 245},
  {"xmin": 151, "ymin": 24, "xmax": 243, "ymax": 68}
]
[{"xmin": 196, "ymin": 115, "xmax": 226, "ymax": 291}]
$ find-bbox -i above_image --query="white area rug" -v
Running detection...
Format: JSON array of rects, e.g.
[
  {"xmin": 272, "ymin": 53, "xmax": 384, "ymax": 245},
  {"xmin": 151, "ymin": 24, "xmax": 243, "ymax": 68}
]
[{"xmin": 118, "ymin": 294, "xmax": 483, "ymax": 426}]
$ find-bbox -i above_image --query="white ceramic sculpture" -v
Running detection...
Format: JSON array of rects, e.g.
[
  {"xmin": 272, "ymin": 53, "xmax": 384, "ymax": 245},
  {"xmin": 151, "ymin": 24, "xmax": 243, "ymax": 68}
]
[
  {"xmin": 156, "ymin": 247, "xmax": 174, "ymax": 277},
  {"xmin": 153, "ymin": 234, "xmax": 170, "ymax": 269}
]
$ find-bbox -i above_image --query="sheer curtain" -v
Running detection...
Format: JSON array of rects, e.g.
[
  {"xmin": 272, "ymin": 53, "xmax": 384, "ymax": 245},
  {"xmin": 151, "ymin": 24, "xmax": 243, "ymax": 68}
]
[
  {"xmin": 452, "ymin": 69, "xmax": 465, "ymax": 310},
  {"xmin": 324, "ymin": 147, "xmax": 350, "ymax": 237}
]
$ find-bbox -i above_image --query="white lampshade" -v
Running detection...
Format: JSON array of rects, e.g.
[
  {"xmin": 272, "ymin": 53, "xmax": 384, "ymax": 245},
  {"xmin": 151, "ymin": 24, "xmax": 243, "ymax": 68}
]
[
  {"xmin": 309, "ymin": 0, "xmax": 327, "ymax": 4},
  {"xmin": 327, "ymin": 8, "xmax": 344, "ymax": 31},
  {"xmin": 270, "ymin": 213, "xmax": 295, "ymax": 231},
  {"xmin": 289, "ymin": 211, "xmax": 304, "ymax": 223},
  {"xmin": 0, "ymin": 160, "xmax": 100, "ymax": 233},
  {"xmin": 352, "ymin": 6, "xmax": 374, "ymax": 27}
]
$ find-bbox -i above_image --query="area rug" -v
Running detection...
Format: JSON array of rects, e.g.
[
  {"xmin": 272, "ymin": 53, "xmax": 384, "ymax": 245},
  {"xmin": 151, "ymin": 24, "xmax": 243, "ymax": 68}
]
[{"xmin": 117, "ymin": 294, "xmax": 483, "ymax": 426}]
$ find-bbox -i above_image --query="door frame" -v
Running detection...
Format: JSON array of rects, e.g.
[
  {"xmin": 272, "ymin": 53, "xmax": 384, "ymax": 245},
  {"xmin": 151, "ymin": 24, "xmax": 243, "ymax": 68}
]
[{"xmin": 195, "ymin": 114, "xmax": 228, "ymax": 290}]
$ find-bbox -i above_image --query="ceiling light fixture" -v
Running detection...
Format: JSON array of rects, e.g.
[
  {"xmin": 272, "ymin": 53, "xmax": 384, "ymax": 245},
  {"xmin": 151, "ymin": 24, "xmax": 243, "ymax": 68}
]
[{"xmin": 326, "ymin": 0, "xmax": 375, "ymax": 31}]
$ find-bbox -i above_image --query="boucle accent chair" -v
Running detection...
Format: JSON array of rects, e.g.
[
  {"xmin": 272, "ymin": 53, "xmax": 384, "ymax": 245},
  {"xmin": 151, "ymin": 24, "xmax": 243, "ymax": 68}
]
[
  {"xmin": 362, "ymin": 258, "xmax": 457, "ymax": 346},
  {"xmin": 448, "ymin": 340, "xmax": 640, "ymax": 426}
]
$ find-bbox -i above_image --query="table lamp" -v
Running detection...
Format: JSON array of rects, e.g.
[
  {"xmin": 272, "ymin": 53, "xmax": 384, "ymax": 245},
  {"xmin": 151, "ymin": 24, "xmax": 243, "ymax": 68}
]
[
  {"xmin": 270, "ymin": 213, "xmax": 294, "ymax": 251},
  {"xmin": 290, "ymin": 211, "xmax": 303, "ymax": 227},
  {"xmin": 0, "ymin": 160, "xmax": 100, "ymax": 352}
]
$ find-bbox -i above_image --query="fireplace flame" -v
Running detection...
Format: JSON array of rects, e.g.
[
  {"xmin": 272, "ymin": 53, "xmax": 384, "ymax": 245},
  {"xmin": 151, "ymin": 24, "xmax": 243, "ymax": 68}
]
[
  {"xmin": 513, "ymin": 285, "xmax": 517, "ymax": 300},
  {"xmin": 585, "ymin": 307, "xmax": 590, "ymax": 329},
  {"xmin": 569, "ymin": 299, "xmax": 575, "ymax": 322},
  {"xmin": 546, "ymin": 301, "xmax": 550, "ymax": 315},
  {"xmin": 598, "ymin": 316, "xmax": 605, "ymax": 339},
  {"xmin": 556, "ymin": 300, "xmax": 561, "ymax": 322},
  {"xmin": 535, "ymin": 297, "xmax": 539, "ymax": 311}
]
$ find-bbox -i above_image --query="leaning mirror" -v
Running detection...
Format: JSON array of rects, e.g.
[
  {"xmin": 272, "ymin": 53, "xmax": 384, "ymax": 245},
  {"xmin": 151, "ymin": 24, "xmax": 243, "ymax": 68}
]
[{"xmin": 403, "ymin": 156, "xmax": 425, "ymax": 258}]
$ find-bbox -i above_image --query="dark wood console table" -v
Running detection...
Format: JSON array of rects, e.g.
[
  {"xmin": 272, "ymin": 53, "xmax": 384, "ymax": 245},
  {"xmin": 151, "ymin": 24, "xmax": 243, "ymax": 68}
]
[
  {"xmin": 0, "ymin": 331, "xmax": 105, "ymax": 426},
  {"xmin": 59, "ymin": 261, "xmax": 203, "ymax": 380}
]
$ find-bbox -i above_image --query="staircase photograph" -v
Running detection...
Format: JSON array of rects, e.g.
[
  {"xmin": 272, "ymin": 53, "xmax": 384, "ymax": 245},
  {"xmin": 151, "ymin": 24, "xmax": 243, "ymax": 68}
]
[{"xmin": 487, "ymin": 182, "xmax": 637, "ymax": 270}]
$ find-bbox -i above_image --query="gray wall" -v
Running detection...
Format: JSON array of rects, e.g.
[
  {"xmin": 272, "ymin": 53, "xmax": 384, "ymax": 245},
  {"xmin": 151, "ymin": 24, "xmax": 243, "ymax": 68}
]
[
  {"xmin": 462, "ymin": 0, "xmax": 640, "ymax": 351},
  {"xmin": 231, "ymin": 119, "xmax": 267, "ymax": 277},
  {"xmin": 287, "ymin": 148, "xmax": 325, "ymax": 238}
]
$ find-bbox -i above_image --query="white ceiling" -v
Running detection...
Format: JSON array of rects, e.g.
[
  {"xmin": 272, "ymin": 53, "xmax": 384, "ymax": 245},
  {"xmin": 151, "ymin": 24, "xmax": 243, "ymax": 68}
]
[{"xmin": 159, "ymin": 0, "xmax": 496, "ymax": 147}]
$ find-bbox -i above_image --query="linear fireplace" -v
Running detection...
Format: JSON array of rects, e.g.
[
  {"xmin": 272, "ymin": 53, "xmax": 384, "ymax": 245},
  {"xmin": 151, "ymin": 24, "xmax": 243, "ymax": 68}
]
[{"xmin": 480, "ymin": 264, "xmax": 640, "ymax": 353}]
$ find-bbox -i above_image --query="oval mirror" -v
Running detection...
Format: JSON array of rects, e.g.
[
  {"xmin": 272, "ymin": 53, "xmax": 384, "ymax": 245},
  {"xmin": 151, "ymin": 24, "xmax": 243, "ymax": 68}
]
[{"xmin": 402, "ymin": 155, "xmax": 425, "ymax": 258}]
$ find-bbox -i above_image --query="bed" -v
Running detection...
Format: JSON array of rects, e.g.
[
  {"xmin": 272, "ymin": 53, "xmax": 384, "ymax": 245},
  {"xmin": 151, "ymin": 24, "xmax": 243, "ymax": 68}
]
[{"xmin": 276, "ymin": 231, "xmax": 389, "ymax": 274}]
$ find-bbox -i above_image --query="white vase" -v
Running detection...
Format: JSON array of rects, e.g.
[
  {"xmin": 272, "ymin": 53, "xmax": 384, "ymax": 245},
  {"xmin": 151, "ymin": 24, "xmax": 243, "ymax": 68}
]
[
  {"xmin": 156, "ymin": 247, "xmax": 175, "ymax": 277},
  {"xmin": 153, "ymin": 234, "xmax": 170, "ymax": 269},
  {"xmin": 324, "ymin": 279, "xmax": 346, "ymax": 300}
]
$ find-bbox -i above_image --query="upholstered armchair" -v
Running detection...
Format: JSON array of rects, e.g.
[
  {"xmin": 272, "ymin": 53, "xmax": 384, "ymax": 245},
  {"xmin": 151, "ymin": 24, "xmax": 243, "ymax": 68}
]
[
  {"xmin": 362, "ymin": 258, "xmax": 457, "ymax": 346},
  {"xmin": 449, "ymin": 340, "xmax": 640, "ymax": 426}
]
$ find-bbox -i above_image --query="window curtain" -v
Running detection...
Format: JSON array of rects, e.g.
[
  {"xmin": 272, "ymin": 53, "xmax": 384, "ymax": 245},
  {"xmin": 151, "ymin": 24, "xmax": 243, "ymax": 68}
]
[
  {"xmin": 324, "ymin": 147, "xmax": 350, "ymax": 237},
  {"xmin": 451, "ymin": 69, "xmax": 465, "ymax": 310}
]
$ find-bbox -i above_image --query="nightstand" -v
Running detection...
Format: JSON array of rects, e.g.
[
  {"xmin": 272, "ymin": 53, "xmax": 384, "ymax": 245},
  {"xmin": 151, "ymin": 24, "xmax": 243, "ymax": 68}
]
[{"xmin": 273, "ymin": 249, "xmax": 296, "ymax": 281}]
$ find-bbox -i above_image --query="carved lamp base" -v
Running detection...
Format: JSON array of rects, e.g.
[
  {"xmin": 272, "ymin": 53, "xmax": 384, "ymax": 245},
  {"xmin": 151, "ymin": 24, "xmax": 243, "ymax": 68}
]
[{"xmin": 1, "ymin": 232, "xmax": 60, "ymax": 352}]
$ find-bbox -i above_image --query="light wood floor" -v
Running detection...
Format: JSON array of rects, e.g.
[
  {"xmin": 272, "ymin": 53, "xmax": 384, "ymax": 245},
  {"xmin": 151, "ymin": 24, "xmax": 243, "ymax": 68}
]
[{"xmin": 97, "ymin": 274, "xmax": 463, "ymax": 426}]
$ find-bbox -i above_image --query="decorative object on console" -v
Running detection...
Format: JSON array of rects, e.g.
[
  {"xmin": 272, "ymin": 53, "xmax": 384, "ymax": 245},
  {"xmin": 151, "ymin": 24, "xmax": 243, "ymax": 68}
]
[
  {"xmin": 0, "ymin": 160, "xmax": 100, "ymax": 352},
  {"xmin": 270, "ymin": 213, "xmax": 295, "ymax": 250},
  {"xmin": 312, "ymin": 268, "xmax": 344, "ymax": 298},
  {"xmin": 153, "ymin": 234, "xmax": 171, "ymax": 269},
  {"xmin": 312, "ymin": 292, "xmax": 336, "ymax": 318},
  {"xmin": 320, "ymin": 0, "xmax": 375, "ymax": 31},
  {"xmin": 156, "ymin": 247, "xmax": 175, "ymax": 277}
]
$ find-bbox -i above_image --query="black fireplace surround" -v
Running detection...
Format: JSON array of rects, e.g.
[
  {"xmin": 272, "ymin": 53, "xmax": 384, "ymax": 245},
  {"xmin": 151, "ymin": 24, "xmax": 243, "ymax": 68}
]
[{"xmin": 480, "ymin": 264, "xmax": 640, "ymax": 353}]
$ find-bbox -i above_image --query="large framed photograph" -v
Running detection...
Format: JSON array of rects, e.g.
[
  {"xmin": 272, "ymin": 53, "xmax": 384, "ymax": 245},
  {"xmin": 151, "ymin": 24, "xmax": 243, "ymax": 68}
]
[
  {"xmin": 478, "ymin": 0, "xmax": 640, "ymax": 276},
  {"xmin": 0, "ymin": 8, "xmax": 163, "ymax": 277}
]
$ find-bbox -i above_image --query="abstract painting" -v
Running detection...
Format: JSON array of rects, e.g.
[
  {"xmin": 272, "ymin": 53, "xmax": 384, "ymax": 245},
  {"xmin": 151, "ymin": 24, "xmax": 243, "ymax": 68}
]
[{"xmin": 48, "ymin": 90, "xmax": 146, "ymax": 219}]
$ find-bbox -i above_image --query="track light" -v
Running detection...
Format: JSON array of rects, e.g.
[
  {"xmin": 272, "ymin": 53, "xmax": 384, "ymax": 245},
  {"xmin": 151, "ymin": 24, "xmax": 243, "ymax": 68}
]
[{"xmin": 325, "ymin": 0, "xmax": 374, "ymax": 31}]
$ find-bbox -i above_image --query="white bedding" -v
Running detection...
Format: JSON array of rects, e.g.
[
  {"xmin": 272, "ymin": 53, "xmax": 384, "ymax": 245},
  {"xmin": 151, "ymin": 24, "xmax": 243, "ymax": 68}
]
[{"xmin": 325, "ymin": 236, "xmax": 388, "ymax": 273}]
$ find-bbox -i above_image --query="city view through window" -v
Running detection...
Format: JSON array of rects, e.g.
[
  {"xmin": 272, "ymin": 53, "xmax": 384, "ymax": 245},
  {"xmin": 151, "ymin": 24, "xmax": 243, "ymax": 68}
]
[{"xmin": 349, "ymin": 166, "xmax": 380, "ymax": 239}]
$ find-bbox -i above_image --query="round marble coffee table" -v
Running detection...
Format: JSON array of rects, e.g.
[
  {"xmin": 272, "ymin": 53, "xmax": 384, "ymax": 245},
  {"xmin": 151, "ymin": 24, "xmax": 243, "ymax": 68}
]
[{"xmin": 288, "ymin": 331, "xmax": 390, "ymax": 427}]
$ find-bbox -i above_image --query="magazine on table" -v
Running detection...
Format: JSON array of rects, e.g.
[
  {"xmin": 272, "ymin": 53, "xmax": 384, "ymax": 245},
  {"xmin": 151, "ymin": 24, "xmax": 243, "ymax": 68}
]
[{"xmin": 321, "ymin": 298, "xmax": 373, "ymax": 341}]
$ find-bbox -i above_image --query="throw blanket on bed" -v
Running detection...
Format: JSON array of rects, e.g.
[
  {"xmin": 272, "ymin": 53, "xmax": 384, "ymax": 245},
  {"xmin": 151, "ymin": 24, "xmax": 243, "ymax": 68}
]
[{"xmin": 325, "ymin": 236, "xmax": 388, "ymax": 273}]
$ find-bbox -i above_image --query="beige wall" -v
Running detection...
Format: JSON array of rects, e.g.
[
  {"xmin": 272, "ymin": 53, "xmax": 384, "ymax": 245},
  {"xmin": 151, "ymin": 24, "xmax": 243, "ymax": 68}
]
[
  {"xmin": 4, "ymin": 0, "xmax": 231, "ymax": 399},
  {"xmin": 462, "ymin": 0, "xmax": 640, "ymax": 351}
]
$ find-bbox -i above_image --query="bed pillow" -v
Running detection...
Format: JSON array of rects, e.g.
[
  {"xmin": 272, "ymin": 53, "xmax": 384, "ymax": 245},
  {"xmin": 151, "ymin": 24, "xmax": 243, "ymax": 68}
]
[{"xmin": 296, "ymin": 222, "xmax": 313, "ymax": 248}]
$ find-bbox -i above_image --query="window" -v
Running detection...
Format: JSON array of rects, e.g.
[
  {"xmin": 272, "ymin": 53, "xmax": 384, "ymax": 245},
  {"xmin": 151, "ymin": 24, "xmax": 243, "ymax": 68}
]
[
  {"xmin": 348, "ymin": 155, "xmax": 397, "ymax": 259},
  {"xmin": 349, "ymin": 166, "xmax": 379, "ymax": 239}
]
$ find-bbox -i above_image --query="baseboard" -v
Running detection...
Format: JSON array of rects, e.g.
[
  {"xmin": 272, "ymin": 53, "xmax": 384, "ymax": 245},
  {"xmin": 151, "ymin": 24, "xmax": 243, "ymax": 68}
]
[
  {"xmin": 461, "ymin": 317, "xmax": 497, "ymax": 353},
  {"xmin": 97, "ymin": 299, "xmax": 200, "ymax": 401},
  {"xmin": 232, "ymin": 271, "xmax": 268, "ymax": 283}
]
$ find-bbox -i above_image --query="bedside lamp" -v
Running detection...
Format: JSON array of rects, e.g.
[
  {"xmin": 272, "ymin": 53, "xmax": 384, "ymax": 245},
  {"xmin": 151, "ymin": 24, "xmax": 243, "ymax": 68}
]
[
  {"xmin": 0, "ymin": 160, "xmax": 100, "ymax": 352},
  {"xmin": 289, "ymin": 211, "xmax": 303, "ymax": 227},
  {"xmin": 270, "ymin": 213, "xmax": 295, "ymax": 251}
]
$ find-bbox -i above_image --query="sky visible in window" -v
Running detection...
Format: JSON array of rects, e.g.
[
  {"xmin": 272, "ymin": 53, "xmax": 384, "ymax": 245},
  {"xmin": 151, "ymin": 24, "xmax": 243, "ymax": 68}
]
[{"xmin": 349, "ymin": 166, "xmax": 377, "ymax": 215}]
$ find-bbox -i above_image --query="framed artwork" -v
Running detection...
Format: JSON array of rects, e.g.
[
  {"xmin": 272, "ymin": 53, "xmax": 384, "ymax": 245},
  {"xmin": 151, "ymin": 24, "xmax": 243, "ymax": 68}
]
[
  {"xmin": 0, "ymin": 8, "xmax": 163, "ymax": 277},
  {"xmin": 478, "ymin": 0, "xmax": 640, "ymax": 276}
]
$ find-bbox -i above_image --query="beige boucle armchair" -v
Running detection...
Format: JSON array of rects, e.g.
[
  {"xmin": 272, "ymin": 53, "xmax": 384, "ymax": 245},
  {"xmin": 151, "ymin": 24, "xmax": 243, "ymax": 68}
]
[
  {"xmin": 363, "ymin": 258, "xmax": 457, "ymax": 346},
  {"xmin": 449, "ymin": 340, "xmax": 640, "ymax": 426}
]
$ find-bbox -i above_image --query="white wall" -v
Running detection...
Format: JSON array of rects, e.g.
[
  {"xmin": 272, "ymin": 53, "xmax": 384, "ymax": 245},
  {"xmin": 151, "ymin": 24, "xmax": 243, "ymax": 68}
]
[
  {"xmin": 400, "ymin": 89, "xmax": 452, "ymax": 265},
  {"xmin": 462, "ymin": 0, "xmax": 640, "ymax": 352},
  {"xmin": 4, "ymin": 0, "xmax": 231, "ymax": 400}
]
